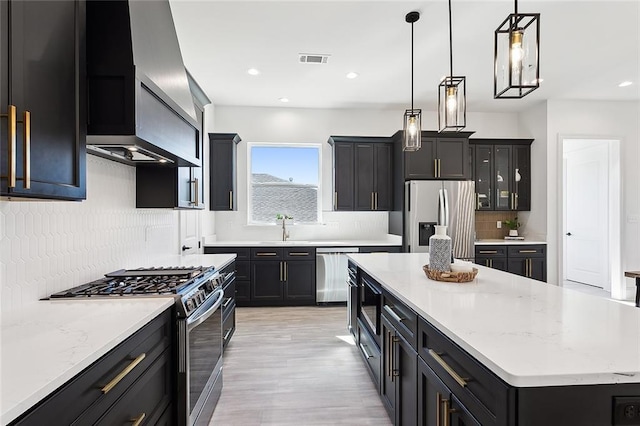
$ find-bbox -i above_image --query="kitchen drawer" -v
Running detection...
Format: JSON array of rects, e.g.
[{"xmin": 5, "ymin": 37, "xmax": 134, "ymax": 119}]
[
  {"xmin": 357, "ymin": 318, "xmax": 382, "ymax": 388},
  {"xmin": 284, "ymin": 247, "xmax": 316, "ymax": 260},
  {"xmin": 204, "ymin": 246, "xmax": 251, "ymax": 260},
  {"xmin": 251, "ymin": 247, "xmax": 283, "ymax": 260},
  {"xmin": 222, "ymin": 279, "xmax": 236, "ymax": 314},
  {"xmin": 222, "ymin": 304, "xmax": 236, "ymax": 350},
  {"xmin": 474, "ymin": 245, "xmax": 507, "ymax": 258},
  {"xmin": 13, "ymin": 309, "xmax": 172, "ymax": 426},
  {"xmin": 418, "ymin": 317, "xmax": 510, "ymax": 426},
  {"xmin": 507, "ymin": 244, "xmax": 546, "ymax": 258},
  {"xmin": 359, "ymin": 246, "xmax": 402, "ymax": 253},
  {"xmin": 382, "ymin": 290, "xmax": 417, "ymax": 350}
]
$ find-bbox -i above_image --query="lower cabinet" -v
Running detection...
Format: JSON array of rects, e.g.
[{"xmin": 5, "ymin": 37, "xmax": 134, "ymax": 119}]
[
  {"xmin": 12, "ymin": 309, "xmax": 174, "ymax": 425},
  {"xmin": 475, "ymin": 244, "xmax": 546, "ymax": 282}
]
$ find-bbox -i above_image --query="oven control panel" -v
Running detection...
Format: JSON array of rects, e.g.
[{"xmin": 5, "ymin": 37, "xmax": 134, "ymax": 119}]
[{"xmin": 182, "ymin": 272, "xmax": 223, "ymax": 316}]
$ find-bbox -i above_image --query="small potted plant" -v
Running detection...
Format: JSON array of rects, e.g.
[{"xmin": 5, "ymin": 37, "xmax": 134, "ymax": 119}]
[{"xmin": 503, "ymin": 217, "xmax": 521, "ymax": 237}]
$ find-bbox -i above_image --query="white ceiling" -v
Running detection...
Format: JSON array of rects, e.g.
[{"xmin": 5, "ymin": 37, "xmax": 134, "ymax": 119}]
[{"xmin": 170, "ymin": 0, "xmax": 640, "ymax": 113}]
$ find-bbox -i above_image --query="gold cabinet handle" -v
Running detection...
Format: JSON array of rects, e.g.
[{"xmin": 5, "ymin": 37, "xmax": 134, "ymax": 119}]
[
  {"xmin": 288, "ymin": 252, "xmax": 310, "ymax": 256},
  {"xmin": 375, "ymin": 192, "xmax": 378, "ymax": 210},
  {"xmin": 22, "ymin": 110, "xmax": 30, "ymax": 189},
  {"xmin": 256, "ymin": 252, "xmax": 278, "ymax": 256},
  {"xmin": 1, "ymin": 105, "xmax": 17, "ymax": 188},
  {"xmin": 442, "ymin": 397, "xmax": 451, "ymax": 426},
  {"xmin": 101, "ymin": 353, "xmax": 146, "ymax": 394},
  {"xmin": 371, "ymin": 192, "xmax": 374, "ymax": 210},
  {"xmin": 383, "ymin": 304, "xmax": 403, "ymax": 323},
  {"xmin": 391, "ymin": 336, "xmax": 399, "ymax": 380},
  {"xmin": 193, "ymin": 177, "xmax": 199, "ymax": 206},
  {"xmin": 428, "ymin": 349, "xmax": 468, "ymax": 388},
  {"xmin": 515, "ymin": 192, "xmax": 518, "ymax": 209},
  {"xmin": 386, "ymin": 331, "xmax": 392, "ymax": 379},
  {"xmin": 279, "ymin": 261, "xmax": 283, "ymax": 281},
  {"xmin": 476, "ymin": 193, "xmax": 480, "ymax": 209},
  {"xmin": 519, "ymin": 250, "xmax": 537, "ymax": 254},
  {"xmin": 478, "ymin": 250, "xmax": 498, "ymax": 254},
  {"xmin": 131, "ymin": 412, "xmax": 146, "ymax": 426},
  {"xmin": 334, "ymin": 191, "xmax": 337, "ymax": 210},
  {"xmin": 284, "ymin": 261, "xmax": 287, "ymax": 281},
  {"xmin": 229, "ymin": 190, "xmax": 233, "ymax": 210},
  {"xmin": 434, "ymin": 159, "xmax": 438, "ymax": 178},
  {"xmin": 438, "ymin": 159, "xmax": 442, "ymax": 177}
]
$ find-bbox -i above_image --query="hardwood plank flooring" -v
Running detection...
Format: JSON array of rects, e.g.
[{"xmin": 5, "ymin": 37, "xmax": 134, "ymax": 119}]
[{"xmin": 210, "ymin": 306, "xmax": 392, "ymax": 426}]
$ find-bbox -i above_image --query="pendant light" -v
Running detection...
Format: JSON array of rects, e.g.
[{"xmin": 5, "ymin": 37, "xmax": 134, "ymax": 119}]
[
  {"xmin": 403, "ymin": 11, "xmax": 421, "ymax": 152},
  {"xmin": 494, "ymin": 0, "xmax": 540, "ymax": 98},
  {"xmin": 438, "ymin": 0, "xmax": 466, "ymax": 132}
]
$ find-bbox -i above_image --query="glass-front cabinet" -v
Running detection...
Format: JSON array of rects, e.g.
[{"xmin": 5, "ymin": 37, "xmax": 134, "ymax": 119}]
[
  {"xmin": 473, "ymin": 145, "xmax": 493, "ymax": 210},
  {"xmin": 494, "ymin": 145, "xmax": 513, "ymax": 210}
]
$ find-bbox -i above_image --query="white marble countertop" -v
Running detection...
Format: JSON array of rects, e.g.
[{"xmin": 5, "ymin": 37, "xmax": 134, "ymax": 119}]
[
  {"xmin": 204, "ymin": 235, "xmax": 402, "ymax": 248},
  {"xmin": 347, "ymin": 253, "xmax": 640, "ymax": 388},
  {"xmin": 0, "ymin": 253, "xmax": 236, "ymax": 425},
  {"xmin": 475, "ymin": 239, "xmax": 547, "ymax": 245}
]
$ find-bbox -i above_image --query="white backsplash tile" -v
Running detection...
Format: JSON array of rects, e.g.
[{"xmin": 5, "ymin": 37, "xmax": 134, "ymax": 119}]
[{"xmin": 0, "ymin": 155, "xmax": 179, "ymax": 314}]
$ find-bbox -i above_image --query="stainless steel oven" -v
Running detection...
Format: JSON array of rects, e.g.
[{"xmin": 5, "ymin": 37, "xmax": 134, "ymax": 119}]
[{"xmin": 360, "ymin": 272, "xmax": 382, "ymax": 346}]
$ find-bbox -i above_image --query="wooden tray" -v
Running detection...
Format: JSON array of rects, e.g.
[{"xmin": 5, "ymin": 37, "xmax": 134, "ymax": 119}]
[{"xmin": 423, "ymin": 265, "xmax": 478, "ymax": 283}]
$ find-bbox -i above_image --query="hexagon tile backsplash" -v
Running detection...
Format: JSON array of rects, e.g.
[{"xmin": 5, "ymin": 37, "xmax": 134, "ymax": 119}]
[{"xmin": 0, "ymin": 155, "xmax": 179, "ymax": 313}]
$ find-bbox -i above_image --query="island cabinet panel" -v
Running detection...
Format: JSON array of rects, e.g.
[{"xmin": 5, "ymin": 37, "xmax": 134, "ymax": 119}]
[
  {"xmin": 11, "ymin": 309, "xmax": 173, "ymax": 425},
  {"xmin": 357, "ymin": 317, "xmax": 382, "ymax": 387}
]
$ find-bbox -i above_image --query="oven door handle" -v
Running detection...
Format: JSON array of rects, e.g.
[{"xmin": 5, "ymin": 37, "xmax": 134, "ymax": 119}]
[{"xmin": 187, "ymin": 288, "xmax": 225, "ymax": 331}]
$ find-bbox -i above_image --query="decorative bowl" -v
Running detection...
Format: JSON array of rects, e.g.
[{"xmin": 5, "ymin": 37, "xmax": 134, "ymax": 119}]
[{"xmin": 423, "ymin": 265, "xmax": 478, "ymax": 283}]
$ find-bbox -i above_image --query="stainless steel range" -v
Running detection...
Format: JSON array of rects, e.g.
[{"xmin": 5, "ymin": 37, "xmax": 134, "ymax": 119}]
[{"xmin": 50, "ymin": 265, "xmax": 233, "ymax": 426}]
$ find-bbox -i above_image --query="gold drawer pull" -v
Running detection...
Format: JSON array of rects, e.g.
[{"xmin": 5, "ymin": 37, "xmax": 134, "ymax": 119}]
[
  {"xmin": 288, "ymin": 252, "xmax": 309, "ymax": 256},
  {"xmin": 131, "ymin": 412, "xmax": 146, "ymax": 426},
  {"xmin": 478, "ymin": 250, "xmax": 498, "ymax": 254},
  {"xmin": 428, "ymin": 349, "xmax": 468, "ymax": 388},
  {"xmin": 101, "ymin": 353, "xmax": 146, "ymax": 394},
  {"xmin": 22, "ymin": 110, "xmax": 31, "ymax": 189},
  {"xmin": 1, "ymin": 105, "xmax": 17, "ymax": 188},
  {"xmin": 519, "ymin": 250, "xmax": 537, "ymax": 253},
  {"xmin": 256, "ymin": 252, "xmax": 278, "ymax": 256}
]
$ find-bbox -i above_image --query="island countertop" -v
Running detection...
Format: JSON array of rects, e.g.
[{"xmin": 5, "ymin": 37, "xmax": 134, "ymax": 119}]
[{"xmin": 347, "ymin": 253, "xmax": 640, "ymax": 388}]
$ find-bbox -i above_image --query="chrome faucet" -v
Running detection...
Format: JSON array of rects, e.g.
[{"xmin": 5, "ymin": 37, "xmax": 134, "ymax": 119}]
[{"xmin": 282, "ymin": 219, "xmax": 290, "ymax": 241}]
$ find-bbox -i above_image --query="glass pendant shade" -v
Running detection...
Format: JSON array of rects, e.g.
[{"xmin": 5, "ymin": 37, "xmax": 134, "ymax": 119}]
[
  {"xmin": 438, "ymin": 77, "xmax": 466, "ymax": 132},
  {"xmin": 494, "ymin": 12, "xmax": 540, "ymax": 98},
  {"xmin": 403, "ymin": 109, "xmax": 422, "ymax": 151}
]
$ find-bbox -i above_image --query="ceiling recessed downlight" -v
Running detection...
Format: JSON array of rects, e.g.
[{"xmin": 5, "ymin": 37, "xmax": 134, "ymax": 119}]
[
  {"xmin": 279, "ymin": 97, "xmax": 289, "ymax": 103},
  {"xmin": 619, "ymin": 81, "xmax": 633, "ymax": 87},
  {"xmin": 247, "ymin": 68, "xmax": 260, "ymax": 75},
  {"xmin": 346, "ymin": 72, "xmax": 359, "ymax": 79}
]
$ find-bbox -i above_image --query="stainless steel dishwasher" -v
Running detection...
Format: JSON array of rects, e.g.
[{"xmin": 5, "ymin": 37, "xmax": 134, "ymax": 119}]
[{"xmin": 316, "ymin": 247, "xmax": 359, "ymax": 303}]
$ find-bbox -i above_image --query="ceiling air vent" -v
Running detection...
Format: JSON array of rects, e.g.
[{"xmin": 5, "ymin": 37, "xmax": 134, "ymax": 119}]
[{"xmin": 299, "ymin": 53, "xmax": 330, "ymax": 64}]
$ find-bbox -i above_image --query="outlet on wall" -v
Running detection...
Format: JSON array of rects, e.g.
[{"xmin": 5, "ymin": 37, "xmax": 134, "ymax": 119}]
[
  {"xmin": 613, "ymin": 396, "xmax": 640, "ymax": 425},
  {"xmin": 496, "ymin": 221, "xmax": 502, "ymax": 229}
]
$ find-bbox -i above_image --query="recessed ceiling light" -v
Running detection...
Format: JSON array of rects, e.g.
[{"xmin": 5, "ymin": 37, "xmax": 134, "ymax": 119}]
[
  {"xmin": 279, "ymin": 97, "xmax": 289, "ymax": 103},
  {"xmin": 127, "ymin": 146, "xmax": 138, "ymax": 152},
  {"xmin": 619, "ymin": 81, "xmax": 633, "ymax": 87},
  {"xmin": 158, "ymin": 158, "xmax": 168, "ymax": 163},
  {"xmin": 247, "ymin": 68, "xmax": 260, "ymax": 76},
  {"xmin": 346, "ymin": 72, "xmax": 359, "ymax": 79}
]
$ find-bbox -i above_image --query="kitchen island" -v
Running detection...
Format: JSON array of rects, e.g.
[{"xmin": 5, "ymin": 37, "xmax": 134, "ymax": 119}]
[{"xmin": 347, "ymin": 253, "xmax": 640, "ymax": 426}]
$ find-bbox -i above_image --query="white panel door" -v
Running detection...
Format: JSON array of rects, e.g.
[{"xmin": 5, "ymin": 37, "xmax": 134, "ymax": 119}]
[
  {"xmin": 565, "ymin": 144, "xmax": 609, "ymax": 287},
  {"xmin": 179, "ymin": 210, "xmax": 200, "ymax": 255}
]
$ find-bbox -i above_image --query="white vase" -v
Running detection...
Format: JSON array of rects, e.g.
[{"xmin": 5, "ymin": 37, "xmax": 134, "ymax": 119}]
[
  {"xmin": 509, "ymin": 229, "xmax": 519, "ymax": 237},
  {"xmin": 429, "ymin": 225, "xmax": 451, "ymax": 272}
]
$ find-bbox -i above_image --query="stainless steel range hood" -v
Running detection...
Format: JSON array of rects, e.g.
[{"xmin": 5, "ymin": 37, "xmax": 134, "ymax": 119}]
[{"xmin": 86, "ymin": 0, "xmax": 200, "ymax": 167}]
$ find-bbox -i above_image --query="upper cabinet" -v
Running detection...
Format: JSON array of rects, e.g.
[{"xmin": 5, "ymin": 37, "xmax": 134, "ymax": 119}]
[
  {"xmin": 329, "ymin": 136, "xmax": 393, "ymax": 212},
  {"xmin": 209, "ymin": 133, "xmax": 240, "ymax": 211},
  {"xmin": 1, "ymin": 0, "xmax": 86, "ymax": 200},
  {"xmin": 402, "ymin": 131, "xmax": 474, "ymax": 180},
  {"xmin": 470, "ymin": 139, "xmax": 533, "ymax": 211}
]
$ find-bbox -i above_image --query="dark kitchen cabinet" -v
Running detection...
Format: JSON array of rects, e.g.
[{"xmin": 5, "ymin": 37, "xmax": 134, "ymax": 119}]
[
  {"xmin": 475, "ymin": 244, "xmax": 546, "ymax": 282},
  {"xmin": 204, "ymin": 247, "xmax": 251, "ymax": 305},
  {"xmin": 251, "ymin": 254, "xmax": 284, "ymax": 303},
  {"xmin": 209, "ymin": 133, "xmax": 240, "ymax": 211},
  {"xmin": 329, "ymin": 136, "xmax": 393, "ymax": 211},
  {"xmin": 470, "ymin": 139, "xmax": 533, "ymax": 211},
  {"xmin": 1, "ymin": 0, "xmax": 86, "ymax": 200},
  {"xmin": 403, "ymin": 132, "xmax": 474, "ymax": 180},
  {"xmin": 12, "ymin": 309, "xmax": 174, "ymax": 425},
  {"xmin": 474, "ymin": 245, "xmax": 508, "ymax": 272},
  {"xmin": 284, "ymin": 259, "xmax": 316, "ymax": 301}
]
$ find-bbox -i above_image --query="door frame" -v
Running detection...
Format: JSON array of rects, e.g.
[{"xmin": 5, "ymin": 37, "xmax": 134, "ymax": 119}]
[{"xmin": 558, "ymin": 135, "xmax": 622, "ymax": 298}]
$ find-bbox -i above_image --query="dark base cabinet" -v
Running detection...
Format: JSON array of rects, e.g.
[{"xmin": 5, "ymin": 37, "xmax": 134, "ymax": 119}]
[
  {"xmin": 475, "ymin": 244, "xmax": 546, "ymax": 282},
  {"xmin": 11, "ymin": 309, "xmax": 174, "ymax": 425}
]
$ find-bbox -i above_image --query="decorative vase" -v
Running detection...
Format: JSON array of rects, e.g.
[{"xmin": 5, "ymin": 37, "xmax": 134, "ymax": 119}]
[
  {"xmin": 509, "ymin": 229, "xmax": 518, "ymax": 237},
  {"xmin": 429, "ymin": 225, "xmax": 451, "ymax": 272}
]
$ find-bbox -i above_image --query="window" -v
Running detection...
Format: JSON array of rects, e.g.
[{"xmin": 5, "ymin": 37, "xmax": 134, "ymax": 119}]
[{"xmin": 248, "ymin": 144, "xmax": 321, "ymax": 224}]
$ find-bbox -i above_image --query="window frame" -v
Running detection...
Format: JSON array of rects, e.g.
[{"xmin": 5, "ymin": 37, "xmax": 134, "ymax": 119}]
[{"xmin": 246, "ymin": 142, "xmax": 323, "ymax": 225}]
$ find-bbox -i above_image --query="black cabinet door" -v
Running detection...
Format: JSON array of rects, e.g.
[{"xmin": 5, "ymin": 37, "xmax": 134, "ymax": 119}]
[
  {"xmin": 333, "ymin": 142, "xmax": 355, "ymax": 211},
  {"xmin": 494, "ymin": 145, "xmax": 513, "ymax": 210},
  {"xmin": 473, "ymin": 145, "xmax": 494, "ymax": 210},
  {"xmin": 529, "ymin": 257, "xmax": 546, "ymax": 282},
  {"xmin": 450, "ymin": 395, "xmax": 482, "ymax": 426},
  {"xmin": 404, "ymin": 137, "xmax": 436, "ymax": 179},
  {"xmin": 380, "ymin": 316, "xmax": 396, "ymax": 418},
  {"xmin": 374, "ymin": 143, "xmax": 393, "ymax": 211},
  {"xmin": 475, "ymin": 256, "xmax": 508, "ymax": 272},
  {"xmin": 437, "ymin": 138, "xmax": 469, "ymax": 179},
  {"xmin": 513, "ymin": 145, "xmax": 531, "ymax": 211},
  {"xmin": 284, "ymin": 260, "xmax": 316, "ymax": 302},
  {"xmin": 235, "ymin": 280, "xmax": 251, "ymax": 305},
  {"xmin": 395, "ymin": 330, "xmax": 418, "ymax": 426},
  {"xmin": 508, "ymin": 258, "xmax": 546, "ymax": 281},
  {"xmin": 209, "ymin": 133, "xmax": 239, "ymax": 211},
  {"xmin": 251, "ymin": 261, "xmax": 284, "ymax": 301},
  {"xmin": 418, "ymin": 356, "xmax": 451, "ymax": 426},
  {"xmin": 355, "ymin": 143, "xmax": 375, "ymax": 210},
  {"xmin": 1, "ymin": 0, "xmax": 86, "ymax": 200}
]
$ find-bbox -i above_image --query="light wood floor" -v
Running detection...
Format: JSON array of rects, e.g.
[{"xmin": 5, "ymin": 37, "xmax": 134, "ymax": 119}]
[{"xmin": 209, "ymin": 306, "xmax": 392, "ymax": 426}]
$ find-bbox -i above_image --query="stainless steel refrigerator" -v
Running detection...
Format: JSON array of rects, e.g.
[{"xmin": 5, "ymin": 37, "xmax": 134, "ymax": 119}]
[{"xmin": 404, "ymin": 180, "xmax": 475, "ymax": 261}]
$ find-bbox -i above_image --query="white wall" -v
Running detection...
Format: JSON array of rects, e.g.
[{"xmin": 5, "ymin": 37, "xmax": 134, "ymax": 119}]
[
  {"xmin": 0, "ymin": 156, "xmax": 180, "ymax": 313},
  {"xmin": 209, "ymin": 105, "xmax": 521, "ymax": 241},
  {"xmin": 522, "ymin": 100, "xmax": 640, "ymax": 288}
]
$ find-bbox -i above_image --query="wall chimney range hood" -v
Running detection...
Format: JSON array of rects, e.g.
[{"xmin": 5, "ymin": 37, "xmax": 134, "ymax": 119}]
[{"xmin": 86, "ymin": 0, "xmax": 200, "ymax": 167}]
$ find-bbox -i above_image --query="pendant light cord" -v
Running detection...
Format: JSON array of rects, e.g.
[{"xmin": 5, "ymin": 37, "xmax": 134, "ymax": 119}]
[
  {"xmin": 514, "ymin": 0, "xmax": 518, "ymax": 14},
  {"xmin": 411, "ymin": 20, "xmax": 414, "ymax": 110},
  {"xmin": 448, "ymin": 0, "xmax": 453, "ymax": 78}
]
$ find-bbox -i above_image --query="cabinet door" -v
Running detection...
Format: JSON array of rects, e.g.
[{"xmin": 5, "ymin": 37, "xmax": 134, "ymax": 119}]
[
  {"xmin": 1, "ymin": 0, "xmax": 86, "ymax": 200},
  {"xmin": 355, "ymin": 143, "xmax": 375, "ymax": 211},
  {"xmin": 529, "ymin": 258, "xmax": 546, "ymax": 282},
  {"xmin": 494, "ymin": 145, "xmax": 513, "ymax": 210},
  {"xmin": 450, "ymin": 395, "xmax": 482, "ymax": 426},
  {"xmin": 235, "ymin": 280, "xmax": 251, "ymax": 305},
  {"xmin": 418, "ymin": 357, "xmax": 451, "ymax": 426},
  {"xmin": 437, "ymin": 138, "xmax": 468, "ymax": 179},
  {"xmin": 512, "ymin": 145, "xmax": 531, "ymax": 211},
  {"xmin": 333, "ymin": 142, "xmax": 355, "ymax": 210},
  {"xmin": 475, "ymin": 256, "xmax": 508, "ymax": 272},
  {"xmin": 404, "ymin": 137, "xmax": 436, "ymax": 179},
  {"xmin": 473, "ymin": 145, "xmax": 494, "ymax": 210},
  {"xmin": 251, "ymin": 261, "xmax": 284, "ymax": 302},
  {"xmin": 380, "ymin": 316, "xmax": 396, "ymax": 417},
  {"xmin": 209, "ymin": 134, "xmax": 237, "ymax": 211},
  {"xmin": 507, "ymin": 258, "xmax": 526, "ymax": 277},
  {"xmin": 395, "ymin": 331, "xmax": 418, "ymax": 426},
  {"xmin": 284, "ymin": 260, "xmax": 316, "ymax": 302},
  {"xmin": 374, "ymin": 143, "xmax": 393, "ymax": 211}
]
